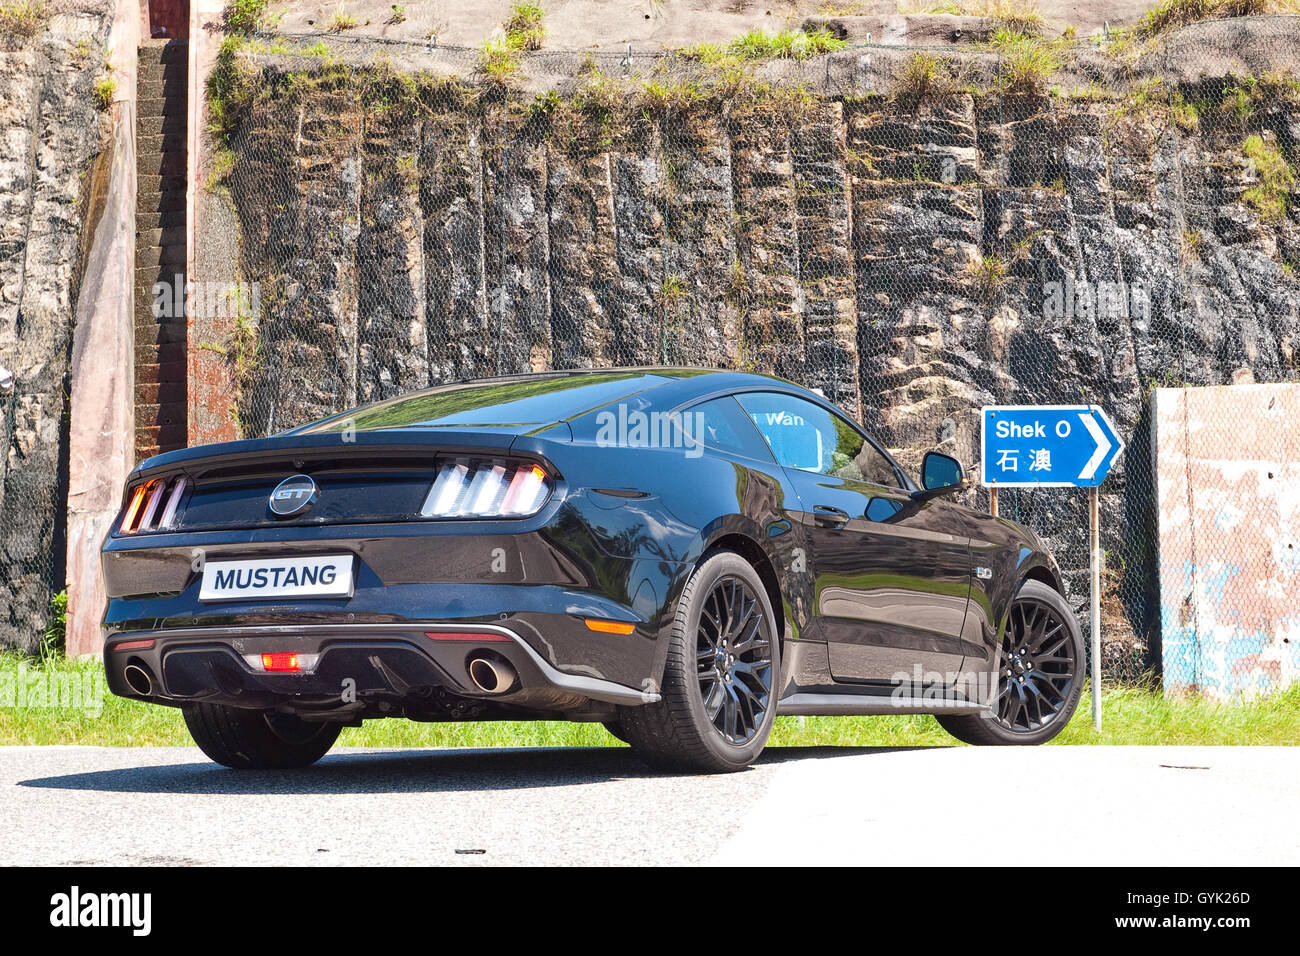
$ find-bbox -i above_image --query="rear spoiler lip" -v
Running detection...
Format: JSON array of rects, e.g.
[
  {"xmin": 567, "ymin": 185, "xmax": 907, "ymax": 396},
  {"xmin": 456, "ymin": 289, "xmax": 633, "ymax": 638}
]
[{"xmin": 127, "ymin": 424, "xmax": 573, "ymax": 488}]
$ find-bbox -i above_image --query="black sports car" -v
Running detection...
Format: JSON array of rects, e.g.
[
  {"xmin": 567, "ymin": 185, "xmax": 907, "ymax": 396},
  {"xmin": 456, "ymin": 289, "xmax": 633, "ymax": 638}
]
[{"xmin": 101, "ymin": 368, "xmax": 1083, "ymax": 772}]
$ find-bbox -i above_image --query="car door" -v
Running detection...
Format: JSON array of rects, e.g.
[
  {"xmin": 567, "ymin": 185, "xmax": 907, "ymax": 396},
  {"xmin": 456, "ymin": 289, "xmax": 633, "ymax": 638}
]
[{"xmin": 734, "ymin": 391, "xmax": 973, "ymax": 686}]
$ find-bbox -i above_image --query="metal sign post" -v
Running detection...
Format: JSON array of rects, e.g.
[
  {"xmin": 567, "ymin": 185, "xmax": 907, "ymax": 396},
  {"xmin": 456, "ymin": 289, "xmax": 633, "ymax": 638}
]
[
  {"xmin": 981, "ymin": 405, "xmax": 1125, "ymax": 732},
  {"xmin": 1089, "ymin": 486, "xmax": 1101, "ymax": 731}
]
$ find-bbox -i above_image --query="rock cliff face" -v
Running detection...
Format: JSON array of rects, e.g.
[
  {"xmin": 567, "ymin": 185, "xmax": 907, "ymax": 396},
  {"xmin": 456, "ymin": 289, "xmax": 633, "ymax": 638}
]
[
  {"xmin": 215, "ymin": 56, "xmax": 1300, "ymax": 671},
  {"xmin": 0, "ymin": 7, "xmax": 113, "ymax": 651}
]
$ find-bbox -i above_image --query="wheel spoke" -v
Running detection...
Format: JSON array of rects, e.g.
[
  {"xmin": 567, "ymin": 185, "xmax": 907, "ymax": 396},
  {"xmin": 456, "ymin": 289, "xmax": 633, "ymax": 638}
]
[
  {"xmin": 722, "ymin": 687, "xmax": 739, "ymax": 739},
  {"xmin": 703, "ymin": 680, "xmax": 725, "ymax": 721}
]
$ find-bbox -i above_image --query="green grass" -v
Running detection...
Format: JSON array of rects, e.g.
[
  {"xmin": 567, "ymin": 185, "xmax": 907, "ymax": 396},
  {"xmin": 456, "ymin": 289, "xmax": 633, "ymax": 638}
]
[
  {"xmin": 478, "ymin": 36, "xmax": 522, "ymax": 83},
  {"xmin": 225, "ymin": 0, "xmax": 270, "ymax": 34},
  {"xmin": 900, "ymin": 0, "xmax": 1045, "ymax": 33},
  {"xmin": 987, "ymin": 28, "xmax": 1065, "ymax": 92},
  {"xmin": 1242, "ymin": 132, "xmax": 1296, "ymax": 222},
  {"xmin": 92, "ymin": 74, "xmax": 117, "ymax": 110},
  {"xmin": 683, "ymin": 28, "xmax": 845, "ymax": 63},
  {"xmin": 327, "ymin": 11, "xmax": 360, "ymax": 33},
  {"xmin": 894, "ymin": 51, "xmax": 953, "ymax": 100},
  {"xmin": 504, "ymin": 2, "xmax": 546, "ymax": 51},
  {"xmin": 3, "ymin": 654, "xmax": 1298, "ymax": 748}
]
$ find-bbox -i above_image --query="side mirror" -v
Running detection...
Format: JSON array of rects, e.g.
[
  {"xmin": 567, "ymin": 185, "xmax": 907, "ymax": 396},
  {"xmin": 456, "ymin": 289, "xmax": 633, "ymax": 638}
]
[{"xmin": 915, "ymin": 451, "xmax": 967, "ymax": 500}]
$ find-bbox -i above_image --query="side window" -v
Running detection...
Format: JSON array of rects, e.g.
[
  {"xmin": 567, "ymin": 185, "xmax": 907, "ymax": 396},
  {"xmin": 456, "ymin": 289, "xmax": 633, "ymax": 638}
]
[
  {"xmin": 735, "ymin": 392, "xmax": 901, "ymax": 487},
  {"xmin": 678, "ymin": 396, "xmax": 775, "ymax": 462}
]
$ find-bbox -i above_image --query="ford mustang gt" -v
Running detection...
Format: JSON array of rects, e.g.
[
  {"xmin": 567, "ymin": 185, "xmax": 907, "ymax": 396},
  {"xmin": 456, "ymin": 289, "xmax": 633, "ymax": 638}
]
[{"xmin": 101, "ymin": 368, "xmax": 1083, "ymax": 772}]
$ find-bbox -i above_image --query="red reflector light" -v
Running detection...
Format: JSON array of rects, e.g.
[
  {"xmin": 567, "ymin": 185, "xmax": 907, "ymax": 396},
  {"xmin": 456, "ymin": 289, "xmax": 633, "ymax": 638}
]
[
  {"xmin": 584, "ymin": 619, "xmax": 636, "ymax": 635},
  {"xmin": 113, "ymin": 639, "xmax": 155, "ymax": 652},
  {"xmin": 261, "ymin": 652, "xmax": 301, "ymax": 672},
  {"xmin": 424, "ymin": 630, "xmax": 512, "ymax": 643}
]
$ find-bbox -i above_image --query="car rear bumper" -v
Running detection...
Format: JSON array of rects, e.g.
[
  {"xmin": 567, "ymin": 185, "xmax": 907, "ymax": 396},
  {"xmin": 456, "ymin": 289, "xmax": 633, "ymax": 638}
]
[{"xmin": 104, "ymin": 622, "xmax": 660, "ymax": 719}]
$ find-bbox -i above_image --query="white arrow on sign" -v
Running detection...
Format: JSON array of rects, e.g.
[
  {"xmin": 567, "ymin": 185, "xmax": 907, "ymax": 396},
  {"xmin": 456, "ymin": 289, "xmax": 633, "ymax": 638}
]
[{"xmin": 1078, "ymin": 412, "xmax": 1111, "ymax": 481}]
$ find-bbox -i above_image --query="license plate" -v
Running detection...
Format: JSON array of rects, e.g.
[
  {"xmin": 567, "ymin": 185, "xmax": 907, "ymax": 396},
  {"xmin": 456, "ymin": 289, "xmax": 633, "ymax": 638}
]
[{"xmin": 199, "ymin": 555, "xmax": 355, "ymax": 602}]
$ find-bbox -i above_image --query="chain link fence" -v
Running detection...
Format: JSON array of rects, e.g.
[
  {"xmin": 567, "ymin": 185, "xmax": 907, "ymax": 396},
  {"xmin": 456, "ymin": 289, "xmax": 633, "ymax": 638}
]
[{"xmin": 206, "ymin": 16, "xmax": 1300, "ymax": 691}]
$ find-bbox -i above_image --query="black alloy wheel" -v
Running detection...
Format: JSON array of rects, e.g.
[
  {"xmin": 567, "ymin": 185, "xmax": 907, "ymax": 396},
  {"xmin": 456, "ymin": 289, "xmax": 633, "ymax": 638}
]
[
  {"xmin": 617, "ymin": 550, "xmax": 781, "ymax": 772},
  {"xmin": 994, "ymin": 592, "xmax": 1077, "ymax": 733},
  {"xmin": 696, "ymin": 575, "xmax": 775, "ymax": 744},
  {"xmin": 937, "ymin": 579, "xmax": 1084, "ymax": 746}
]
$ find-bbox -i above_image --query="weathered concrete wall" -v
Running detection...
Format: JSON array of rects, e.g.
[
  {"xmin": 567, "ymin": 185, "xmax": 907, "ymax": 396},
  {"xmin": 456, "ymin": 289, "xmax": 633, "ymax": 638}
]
[
  {"xmin": 64, "ymin": 0, "xmax": 139, "ymax": 658},
  {"xmin": 1154, "ymin": 384, "xmax": 1300, "ymax": 700},
  {"xmin": 0, "ymin": 5, "xmax": 115, "ymax": 652}
]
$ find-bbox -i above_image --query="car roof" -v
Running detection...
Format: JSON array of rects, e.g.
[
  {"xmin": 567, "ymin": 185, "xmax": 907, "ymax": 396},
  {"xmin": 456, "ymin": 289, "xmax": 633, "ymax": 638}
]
[{"xmin": 290, "ymin": 367, "xmax": 813, "ymax": 435}]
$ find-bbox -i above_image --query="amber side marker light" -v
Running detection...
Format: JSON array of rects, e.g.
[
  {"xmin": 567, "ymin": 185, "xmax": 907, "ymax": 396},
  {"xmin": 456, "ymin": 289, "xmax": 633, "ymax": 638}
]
[
  {"xmin": 584, "ymin": 619, "xmax": 636, "ymax": 635},
  {"xmin": 261, "ymin": 653, "xmax": 301, "ymax": 673}
]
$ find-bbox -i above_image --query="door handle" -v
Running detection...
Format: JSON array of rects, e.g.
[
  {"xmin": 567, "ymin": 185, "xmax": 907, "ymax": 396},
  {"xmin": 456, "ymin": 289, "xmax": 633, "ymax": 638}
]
[{"xmin": 813, "ymin": 505, "xmax": 850, "ymax": 528}]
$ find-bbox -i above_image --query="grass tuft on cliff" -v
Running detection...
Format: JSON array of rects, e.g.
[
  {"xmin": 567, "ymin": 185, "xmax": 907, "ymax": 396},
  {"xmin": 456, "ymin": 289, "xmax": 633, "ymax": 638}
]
[
  {"xmin": 226, "ymin": 0, "xmax": 272, "ymax": 34},
  {"xmin": 504, "ymin": 2, "xmax": 546, "ymax": 52},
  {"xmin": 207, "ymin": 35, "xmax": 259, "ymax": 137},
  {"xmin": 1242, "ymin": 133, "xmax": 1296, "ymax": 221},
  {"xmin": 478, "ymin": 36, "xmax": 522, "ymax": 83},
  {"xmin": 0, "ymin": 0, "xmax": 46, "ymax": 39},
  {"xmin": 1139, "ymin": 0, "xmax": 1300, "ymax": 38},
  {"xmin": 893, "ymin": 51, "xmax": 958, "ymax": 101},
  {"xmin": 900, "ymin": 0, "xmax": 1045, "ymax": 34},
  {"xmin": 476, "ymin": 3, "xmax": 547, "ymax": 82},
  {"xmin": 987, "ymin": 28, "xmax": 1065, "ymax": 91},
  {"xmin": 683, "ymin": 28, "xmax": 846, "ymax": 63},
  {"xmin": 92, "ymin": 73, "xmax": 116, "ymax": 110},
  {"xmin": 327, "ymin": 10, "xmax": 360, "ymax": 33}
]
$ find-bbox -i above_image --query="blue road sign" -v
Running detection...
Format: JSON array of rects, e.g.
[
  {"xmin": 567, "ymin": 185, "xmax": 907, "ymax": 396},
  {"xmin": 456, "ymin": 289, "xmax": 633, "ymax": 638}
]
[{"xmin": 981, "ymin": 405, "xmax": 1125, "ymax": 488}]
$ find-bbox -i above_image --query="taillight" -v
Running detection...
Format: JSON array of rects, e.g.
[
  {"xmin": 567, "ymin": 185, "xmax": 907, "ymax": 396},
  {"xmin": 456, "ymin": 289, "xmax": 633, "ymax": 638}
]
[
  {"xmin": 420, "ymin": 459, "xmax": 552, "ymax": 518},
  {"xmin": 261, "ymin": 653, "xmax": 301, "ymax": 673},
  {"xmin": 119, "ymin": 476, "xmax": 188, "ymax": 533}
]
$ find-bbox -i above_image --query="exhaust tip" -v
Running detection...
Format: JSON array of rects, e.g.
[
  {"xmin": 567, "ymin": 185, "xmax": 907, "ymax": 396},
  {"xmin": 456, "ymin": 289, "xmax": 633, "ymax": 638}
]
[
  {"xmin": 468, "ymin": 656, "xmax": 517, "ymax": 694},
  {"xmin": 123, "ymin": 663, "xmax": 154, "ymax": 696}
]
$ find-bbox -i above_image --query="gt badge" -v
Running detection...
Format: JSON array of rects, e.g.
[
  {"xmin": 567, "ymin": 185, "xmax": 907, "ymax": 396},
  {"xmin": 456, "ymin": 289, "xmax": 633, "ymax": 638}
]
[{"xmin": 269, "ymin": 474, "xmax": 318, "ymax": 517}]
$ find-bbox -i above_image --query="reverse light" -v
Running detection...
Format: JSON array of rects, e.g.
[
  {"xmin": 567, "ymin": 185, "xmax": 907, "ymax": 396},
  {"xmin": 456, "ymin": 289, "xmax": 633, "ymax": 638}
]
[
  {"xmin": 585, "ymin": 619, "xmax": 636, "ymax": 635},
  {"xmin": 118, "ymin": 476, "xmax": 188, "ymax": 533},
  {"xmin": 420, "ymin": 459, "xmax": 551, "ymax": 519}
]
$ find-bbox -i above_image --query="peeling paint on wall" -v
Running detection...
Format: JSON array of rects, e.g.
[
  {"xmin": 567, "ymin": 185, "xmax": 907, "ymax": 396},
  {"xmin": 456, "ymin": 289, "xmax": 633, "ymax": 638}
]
[{"xmin": 1154, "ymin": 384, "xmax": 1300, "ymax": 700}]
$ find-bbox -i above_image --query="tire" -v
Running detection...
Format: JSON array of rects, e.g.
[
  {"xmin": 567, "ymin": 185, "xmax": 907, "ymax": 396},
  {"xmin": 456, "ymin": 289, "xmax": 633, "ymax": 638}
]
[
  {"xmin": 183, "ymin": 703, "xmax": 341, "ymax": 769},
  {"xmin": 938, "ymin": 579, "xmax": 1084, "ymax": 746},
  {"xmin": 602, "ymin": 721, "xmax": 630, "ymax": 744},
  {"xmin": 618, "ymin": 550, "xmax": 780, "ymax": 773}
]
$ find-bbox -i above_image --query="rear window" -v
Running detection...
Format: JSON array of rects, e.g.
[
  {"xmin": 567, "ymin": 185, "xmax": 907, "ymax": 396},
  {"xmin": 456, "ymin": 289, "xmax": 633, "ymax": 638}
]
[
  {"xmin": 679, "ymin": 396, "xmax": 774, "ymax": 462},
  {"xmin": 298, "ymin": 372, "xmax": 667, "ymax": 432}
]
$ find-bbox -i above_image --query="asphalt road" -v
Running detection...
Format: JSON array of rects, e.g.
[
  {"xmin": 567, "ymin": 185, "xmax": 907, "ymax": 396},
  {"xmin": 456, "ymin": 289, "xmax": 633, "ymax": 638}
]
[{"xmin": 1, "ymin": 745, "xmax": 1296, "ymax": 866}]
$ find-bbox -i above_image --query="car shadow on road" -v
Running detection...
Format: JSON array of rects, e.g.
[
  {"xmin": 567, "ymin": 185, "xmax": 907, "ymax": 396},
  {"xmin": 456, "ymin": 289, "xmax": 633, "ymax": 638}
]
[{"xmin": 16, "ymin": 744, "xmax": 947, "ymax": 796}]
